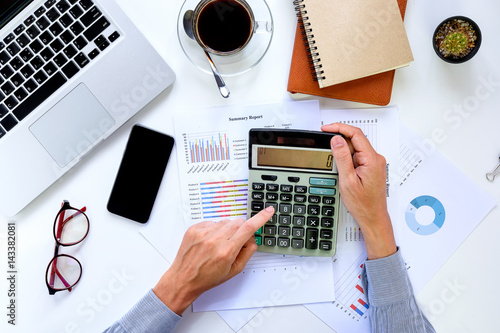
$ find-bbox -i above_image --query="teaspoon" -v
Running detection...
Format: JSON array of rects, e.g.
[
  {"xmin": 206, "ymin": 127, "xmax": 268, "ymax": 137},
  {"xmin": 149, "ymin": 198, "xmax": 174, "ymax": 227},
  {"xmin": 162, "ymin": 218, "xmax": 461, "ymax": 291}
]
[{"xmin": 183, "ymin": 10, "xmax": 230, "ymax": 98}]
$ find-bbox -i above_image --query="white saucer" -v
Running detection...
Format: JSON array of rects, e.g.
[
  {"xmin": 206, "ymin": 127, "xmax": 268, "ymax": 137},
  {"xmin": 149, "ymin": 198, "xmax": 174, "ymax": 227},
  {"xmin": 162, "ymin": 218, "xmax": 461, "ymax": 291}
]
[{"xmin": 177, "ymin": 0, "xmax": 274, "ymax": 76}]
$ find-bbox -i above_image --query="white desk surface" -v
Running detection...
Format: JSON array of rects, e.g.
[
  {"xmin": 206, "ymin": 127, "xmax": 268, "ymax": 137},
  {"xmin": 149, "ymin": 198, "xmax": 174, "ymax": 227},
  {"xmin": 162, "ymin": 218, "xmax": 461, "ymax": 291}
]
[{"xmin": 2, "ymin": 0, "xmax": 500, "ymax": 332}]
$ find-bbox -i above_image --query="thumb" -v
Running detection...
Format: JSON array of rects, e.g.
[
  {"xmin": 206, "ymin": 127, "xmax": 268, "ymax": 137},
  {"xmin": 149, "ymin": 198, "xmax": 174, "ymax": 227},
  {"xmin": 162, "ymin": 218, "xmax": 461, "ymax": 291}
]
[
  {"xmin": 331, "ymin": 135, "xmax": 355, "ymax": 179},
  {"xmin": 230, "ymin": 237, "xmax": 258, "ymax": 278}
]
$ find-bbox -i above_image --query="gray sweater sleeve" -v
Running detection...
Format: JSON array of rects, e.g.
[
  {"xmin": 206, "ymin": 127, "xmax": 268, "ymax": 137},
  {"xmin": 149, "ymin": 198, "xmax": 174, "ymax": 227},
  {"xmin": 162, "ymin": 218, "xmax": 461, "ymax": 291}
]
[
  {"xmin": 362, "ymin": 249, "xmax": 436, "ymax": 333},
  {"xmin": 103, "ymin": 289, "xmax": 181, "ymax": 333}
]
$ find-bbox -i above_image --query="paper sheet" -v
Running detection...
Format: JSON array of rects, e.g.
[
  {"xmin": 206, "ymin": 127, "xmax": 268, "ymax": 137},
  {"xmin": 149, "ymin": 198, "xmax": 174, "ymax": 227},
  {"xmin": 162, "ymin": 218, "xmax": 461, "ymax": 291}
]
[
  {"xmin": 320, "ymin": 107, "xmax": 401, "ymax": 254},
  {"xmin": 306, "ymin": 117, "xmax": 496, "ymax": 333},
  {"xmin": 194, "ymin": 253, "xmax": 334, "ymax": 312},
  {"xmin": 306, "ymin": 250, "xmax": 371, "ymax": 332},
  {"xmin": 174, "ymin": 100, "xmax": 319, "ymax": 224},
  {"xmin": 170, "ymin": 100, "xmax": 336, "ymax": 312},
  {"xmin": 303, "ymin": 107, "xmax": 399, "ymax": 333},
  {"xmin": 397, "ymin": 122, "xmax": 496, "ymax": 292}
]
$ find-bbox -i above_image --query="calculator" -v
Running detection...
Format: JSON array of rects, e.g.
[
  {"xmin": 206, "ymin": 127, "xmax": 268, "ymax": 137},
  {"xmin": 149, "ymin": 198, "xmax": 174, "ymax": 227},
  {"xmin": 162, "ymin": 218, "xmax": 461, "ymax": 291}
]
[{"xmin": 247, "ymin": 129, "xmax": 342, "ymax": 257}]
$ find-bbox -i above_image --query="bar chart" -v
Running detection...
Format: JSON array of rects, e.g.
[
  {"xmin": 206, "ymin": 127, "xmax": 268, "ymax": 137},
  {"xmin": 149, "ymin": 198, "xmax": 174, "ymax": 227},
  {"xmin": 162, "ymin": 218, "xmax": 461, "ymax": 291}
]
[
  {"xmin": 198, "ymin": 179, "xmax": 248, "ymax": 220},
  {"xmin": 187, "ymin": 132, "xmax": 231, "ymax": 163},
  {"xmin": 333, "ymin": 252, "xmax": 370, "ymax": 320}
]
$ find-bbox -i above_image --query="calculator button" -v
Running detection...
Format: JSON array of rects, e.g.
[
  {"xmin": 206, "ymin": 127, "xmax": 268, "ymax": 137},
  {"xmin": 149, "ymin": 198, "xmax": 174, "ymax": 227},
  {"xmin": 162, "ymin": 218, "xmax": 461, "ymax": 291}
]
[
  {"xmin": 251, "ymin": 201, "xmax": 264, "ymax": 211},
  {"xmin": 261, "ymin": 174, "xmax": 278, "ymax": 181},
  {"xmin": 266, "ymin": 193, "xmax": 278, "ymax": 201},
  {"xmin": 309, "ymin": 187, "xmax": 336, "ymax": 195},
  {"xmin": 323, "ymin": 197, "xmax": 335, "ymax": 205},
  {"xmin": 293, "ymin": 227, "xmax": 304, "ymax": 237},
  {"xmin": 264, "ymin": 225, "xmax": 276, "ymax": 235},
  {"xmin": 308, "ymin": 196, "xmax": 321, "ymax": 204},
  {"xmin": 279, "ymin": 203, "xmax": 292, "ymax": 214},
  {"xmin": 309, "ymin": 177, "xmax": 336, "ymax": 186},
  {"xmin": 292, "ymin": 239, "xmax": 304, "ymax": 249},
  {"xmin": 292, "ymin": 216, "xmax": 305, "ymax": 226},
  {"xmin": 320, "ymin": 229, "xmax": 333, "ymax": 239},
  {"xmin": 308, "ymin": 205, "xmax": 320, "ymax": 215},
  {"xmin": 252, "ymin": 182, "xmax": 264, "ymax": 190},
  {"xmin": 319, "ymin": 241, "xmax": 332, "ymax": 251},
  {"xmin": 321, "ymin": 218, "xmax": 334, "ymax": 228},
  {"xmin": 279, "ymin": 215, "xmax": 291, "ymax": 225},
  {"xmin": 294, "ymin": 194, "xmax": 306, "ymax": 203},
  {"xmin": 252, "ymin": 192, "xmax": 264, "ymax": 200},
  {"xmin": 295, "ymin": 185, "xmax": 307, "ymax": 193},
  {"xmin": 266, "ymin": 183, "xmax": 279, "ymax": 191},
  {"xmin": 267, "ymin": 214, "xmax": 277, "ymax": 224},
  {"xmin": 307, "ymin": 217, "xmax": 319, "ymax": 227},
  {"xmin": 278, "ymin": 226, "xmax": 290, "ymax": 237},
  {"xmin": 265, "ymin": 202, "xmax": 278, "ymax": 211},
  {"xmin": 306, "ymin": 228, "xmax": 319, "ymax": 249},
  {"xmin": 322, "ymin": 206, "xmax": 335, "ymax": 216},
  {"xmin": 278, "ymin": 238, "xmax": 290, "ymax": 247},
  {"xmin": 250, "ymin": 169, "xmax": 339, "ymax": 255},
  {"xmin": 264, "ymin": 237, "xmax": 276, "ymax": 247},
  {"xmin": 293, "ymin": 204, "xmax": 306, "ymax": 215}
]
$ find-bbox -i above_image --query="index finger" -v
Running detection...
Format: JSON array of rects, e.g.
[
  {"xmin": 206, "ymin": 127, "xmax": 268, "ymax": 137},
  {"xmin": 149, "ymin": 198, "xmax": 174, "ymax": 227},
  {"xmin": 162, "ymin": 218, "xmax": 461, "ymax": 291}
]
[
  {"xmin": 321, "ymin": 123, "xmax": 376, "ymax": 155},
  {"xmin": 231, "ymin": 206, "xmax": 275, "ymax": 246}
]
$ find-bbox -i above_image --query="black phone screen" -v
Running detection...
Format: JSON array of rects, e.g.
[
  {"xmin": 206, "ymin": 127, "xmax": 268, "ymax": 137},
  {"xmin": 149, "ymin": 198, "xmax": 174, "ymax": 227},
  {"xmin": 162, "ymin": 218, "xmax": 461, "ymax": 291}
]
[{"xmin": 107, "ymin": 125, "xmax": 174, "ymax": 223}]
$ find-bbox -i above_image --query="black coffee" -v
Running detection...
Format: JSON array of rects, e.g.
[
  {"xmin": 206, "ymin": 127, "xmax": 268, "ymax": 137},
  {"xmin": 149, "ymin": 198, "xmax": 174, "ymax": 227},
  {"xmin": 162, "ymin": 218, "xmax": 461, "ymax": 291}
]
[{"xmin": 197, "ymin": 0, "xmax": 252, "ymax": 53}]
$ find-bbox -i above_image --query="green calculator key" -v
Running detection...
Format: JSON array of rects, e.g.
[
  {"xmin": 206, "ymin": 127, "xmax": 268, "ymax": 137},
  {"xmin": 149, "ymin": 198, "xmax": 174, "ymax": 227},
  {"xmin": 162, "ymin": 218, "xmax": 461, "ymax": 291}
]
[
  {"xmin": 309, "ymin": 187, "xmax": 336, "ymax": 195},
  {"xmin": 309, "ymin": 177, "xmax": 337, "ymax": 186},
  {"xmin": 247, "ymin": 129, "xmax": 342, "ymax": 257}
]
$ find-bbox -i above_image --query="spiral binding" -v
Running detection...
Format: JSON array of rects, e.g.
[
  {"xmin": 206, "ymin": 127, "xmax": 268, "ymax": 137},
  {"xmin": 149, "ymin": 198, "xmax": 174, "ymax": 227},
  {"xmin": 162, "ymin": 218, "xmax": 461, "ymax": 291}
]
[{"xmin": 293, "ymin": 0, "xmax": 325, "ymax": 82}]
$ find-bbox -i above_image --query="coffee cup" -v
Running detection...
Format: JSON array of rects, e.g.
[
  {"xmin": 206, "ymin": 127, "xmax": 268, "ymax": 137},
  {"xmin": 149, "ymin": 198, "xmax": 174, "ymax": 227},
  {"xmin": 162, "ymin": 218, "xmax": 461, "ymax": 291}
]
[{"xmin": 192, "ymin": 0, "xmax": 262, "ymax": 55}]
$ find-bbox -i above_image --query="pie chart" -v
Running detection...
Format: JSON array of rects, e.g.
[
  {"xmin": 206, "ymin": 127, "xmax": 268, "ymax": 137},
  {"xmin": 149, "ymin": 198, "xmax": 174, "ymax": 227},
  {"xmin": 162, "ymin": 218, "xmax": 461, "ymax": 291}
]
[{"xmin": 405, "ymin": 195, "xmax": 445, "ymax": 235}]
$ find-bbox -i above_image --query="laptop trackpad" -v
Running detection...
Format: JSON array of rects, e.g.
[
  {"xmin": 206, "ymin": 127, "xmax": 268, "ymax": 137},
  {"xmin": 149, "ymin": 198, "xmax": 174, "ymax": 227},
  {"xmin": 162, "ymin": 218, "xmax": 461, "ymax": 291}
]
[{"xmin": 30, "ymin": 83, "xmax": 116, "ymax": 168}]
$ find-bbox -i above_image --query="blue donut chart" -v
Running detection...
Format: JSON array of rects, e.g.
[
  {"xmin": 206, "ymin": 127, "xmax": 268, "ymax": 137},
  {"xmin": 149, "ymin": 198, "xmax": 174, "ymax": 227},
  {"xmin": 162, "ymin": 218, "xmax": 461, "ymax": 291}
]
[{"xmin": 405, "ymin": 195, "xmax": 445, "ymax": 235}]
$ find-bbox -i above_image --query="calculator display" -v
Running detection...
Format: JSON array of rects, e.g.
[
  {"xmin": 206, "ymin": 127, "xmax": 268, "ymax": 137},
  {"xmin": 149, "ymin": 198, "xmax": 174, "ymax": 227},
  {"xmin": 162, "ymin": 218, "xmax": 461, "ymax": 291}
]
[{"xmin": 254, "ymin": 145, "xmax": 336, "ymax": 172}]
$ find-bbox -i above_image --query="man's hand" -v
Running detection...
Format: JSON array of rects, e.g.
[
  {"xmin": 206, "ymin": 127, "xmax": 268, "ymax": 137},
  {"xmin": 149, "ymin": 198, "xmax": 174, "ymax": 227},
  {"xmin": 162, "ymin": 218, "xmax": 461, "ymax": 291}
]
[
  {"xmin": 322, "ymin": 123, "xmax": 397, "ymax": 260},
  {"xmin": 153, "ymin": 206, "xmax": 275, "ymax": 315}
]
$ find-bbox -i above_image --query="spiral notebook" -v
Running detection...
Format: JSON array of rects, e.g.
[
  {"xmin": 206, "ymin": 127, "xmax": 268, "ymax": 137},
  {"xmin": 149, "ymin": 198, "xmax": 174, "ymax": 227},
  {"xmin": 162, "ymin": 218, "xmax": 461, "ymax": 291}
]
[
  {"xmin": 295, "ymin": 0, "xmax": 413, "ymax": 88},
  {"xmin": 288, "ymin": 0, "xmax": 408, "ymax": 105}
]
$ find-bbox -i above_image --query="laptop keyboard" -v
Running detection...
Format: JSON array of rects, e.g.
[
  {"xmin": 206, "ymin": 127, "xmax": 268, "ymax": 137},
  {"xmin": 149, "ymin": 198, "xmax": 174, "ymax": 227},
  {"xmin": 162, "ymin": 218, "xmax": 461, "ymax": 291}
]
[{"xmin": 0, "ymin": 0, "xmax": 121, "ymax": 140}]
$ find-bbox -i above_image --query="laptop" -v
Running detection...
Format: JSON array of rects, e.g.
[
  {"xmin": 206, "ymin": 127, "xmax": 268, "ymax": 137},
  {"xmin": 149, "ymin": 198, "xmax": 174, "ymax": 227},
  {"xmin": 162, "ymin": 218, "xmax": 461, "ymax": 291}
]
[{"xmin": 0, "ymin": 0, "xmax": 176, "ymax": 216}]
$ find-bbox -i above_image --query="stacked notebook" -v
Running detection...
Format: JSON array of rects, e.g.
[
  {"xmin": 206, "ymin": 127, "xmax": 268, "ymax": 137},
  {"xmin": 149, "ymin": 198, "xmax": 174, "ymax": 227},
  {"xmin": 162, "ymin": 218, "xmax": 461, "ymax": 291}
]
[{"xmin": 288, "ymin": 0, "xmax": 412, "ymax": 105}]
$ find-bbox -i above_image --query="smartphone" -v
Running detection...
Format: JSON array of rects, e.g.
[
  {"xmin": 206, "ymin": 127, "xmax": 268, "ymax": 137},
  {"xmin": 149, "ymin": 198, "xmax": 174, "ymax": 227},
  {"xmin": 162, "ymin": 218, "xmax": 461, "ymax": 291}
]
[{"xmin": 107, "ymin": 125, "xmax": 174, "ymax": 223}]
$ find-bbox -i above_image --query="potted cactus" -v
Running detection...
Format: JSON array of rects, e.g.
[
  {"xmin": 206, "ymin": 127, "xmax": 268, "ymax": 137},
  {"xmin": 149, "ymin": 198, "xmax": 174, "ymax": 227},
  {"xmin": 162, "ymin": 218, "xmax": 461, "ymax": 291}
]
[{"xmin": 433, "ymin": 16, "xmax": 481, "ymax": 63}]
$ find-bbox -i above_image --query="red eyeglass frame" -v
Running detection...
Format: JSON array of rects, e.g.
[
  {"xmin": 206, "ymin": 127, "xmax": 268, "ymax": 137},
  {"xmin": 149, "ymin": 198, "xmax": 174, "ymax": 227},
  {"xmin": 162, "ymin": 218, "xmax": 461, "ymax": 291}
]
[{"xmin": 45, "ymin": 200, "xmax": 89, "ymax": 295}]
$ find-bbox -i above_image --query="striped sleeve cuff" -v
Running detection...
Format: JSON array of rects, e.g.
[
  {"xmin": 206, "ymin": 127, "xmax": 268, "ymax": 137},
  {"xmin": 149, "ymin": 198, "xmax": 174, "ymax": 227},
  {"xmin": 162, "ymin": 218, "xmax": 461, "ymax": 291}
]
[
  {"xmin": 117, "ymin": 289, "xmax": 181, "ymax": 333},
  {"xmin": 363, "ymin": 249, "xmax": 413, "ymax": 307}
]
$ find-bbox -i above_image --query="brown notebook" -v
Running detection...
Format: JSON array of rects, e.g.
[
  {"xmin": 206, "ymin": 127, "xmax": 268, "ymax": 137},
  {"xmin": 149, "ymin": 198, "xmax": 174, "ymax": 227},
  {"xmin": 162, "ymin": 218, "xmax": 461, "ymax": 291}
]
[{"xmin": 288, "ymin": 0, "xmax": 408, "ymax": 106}]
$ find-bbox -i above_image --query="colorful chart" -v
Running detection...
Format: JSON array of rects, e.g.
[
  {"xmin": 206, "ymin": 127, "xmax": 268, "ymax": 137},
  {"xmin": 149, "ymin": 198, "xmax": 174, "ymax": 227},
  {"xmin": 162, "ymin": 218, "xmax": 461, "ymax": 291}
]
[
  {"xmin": 200, "ymin": 179, "xmax": 248, "ymax": 219},
  {"xmin": 405, "ymin": 195, "xmax": 445, "ymax": 235},
  {"xmin": 333, "ymin": 253, "xmax": 370, "ymax": 320},
  {"xmin": 188, "ymin": 132, "xmax": 230, "ymax": 163}
]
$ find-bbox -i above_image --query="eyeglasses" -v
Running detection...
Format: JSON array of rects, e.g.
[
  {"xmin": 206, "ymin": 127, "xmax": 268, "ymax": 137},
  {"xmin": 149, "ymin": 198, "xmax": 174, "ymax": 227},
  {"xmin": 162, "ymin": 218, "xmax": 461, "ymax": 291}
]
[{"xmin": 46, "ymin": 200, "xmax": 90, "ymax": 295}]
